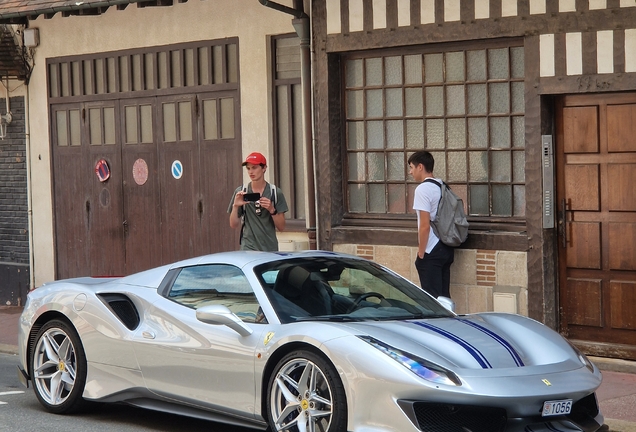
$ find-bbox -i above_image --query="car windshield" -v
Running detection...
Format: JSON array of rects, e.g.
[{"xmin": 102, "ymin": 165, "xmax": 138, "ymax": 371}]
[{"xmin": 254, "ymin": 257, "xmax": 453, "ymax": 324}]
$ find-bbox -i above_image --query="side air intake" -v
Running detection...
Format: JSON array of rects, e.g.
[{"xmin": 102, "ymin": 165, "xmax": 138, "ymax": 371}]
[{"xmin": 98, "ymin": 293, "xmax": 141, "ymax": 330}]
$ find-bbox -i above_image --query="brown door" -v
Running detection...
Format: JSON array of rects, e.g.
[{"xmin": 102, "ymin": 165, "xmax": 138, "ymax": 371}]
[
  {"xmin": 197, "ymin": 92, "xmax": 242, "ymax": 254},
  {"xmin": 556, "ymin": 93, "xmax": 636, "ymax": 360},
  {"xmin": 120, "ymin": 99, "xmax": 163, "ymax": 274},
  {"xmin": 52, "ymin": 102, "xmax": 126, "ymax": 279}
]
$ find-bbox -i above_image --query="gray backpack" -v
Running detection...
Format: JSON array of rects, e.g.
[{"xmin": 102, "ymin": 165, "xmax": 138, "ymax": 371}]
[{"xmin": 424, "ymin": 179, "xmax": 469, "ymax": 247}]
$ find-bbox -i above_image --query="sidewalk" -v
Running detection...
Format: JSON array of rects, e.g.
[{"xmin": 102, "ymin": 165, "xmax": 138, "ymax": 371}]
[{"xmin": 1, "ymin": 305, "xmax": 635, "ymax": 431}]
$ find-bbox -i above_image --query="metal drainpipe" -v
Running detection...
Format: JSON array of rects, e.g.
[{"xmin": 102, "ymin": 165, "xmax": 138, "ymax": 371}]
[{"xmin": 259, "ymin": 0, "xmax": 317, "ymax": 249}]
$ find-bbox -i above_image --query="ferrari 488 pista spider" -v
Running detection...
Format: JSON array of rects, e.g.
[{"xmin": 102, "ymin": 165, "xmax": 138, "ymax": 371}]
[{"xmin": 18, "ymin": 251, "xmax": 604, "ymax": 432}]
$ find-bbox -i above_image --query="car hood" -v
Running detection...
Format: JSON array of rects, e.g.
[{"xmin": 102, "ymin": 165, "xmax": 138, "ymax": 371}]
[{"xmin": 333, "ymin": 313, "xmax": 581, "ymax": 375}]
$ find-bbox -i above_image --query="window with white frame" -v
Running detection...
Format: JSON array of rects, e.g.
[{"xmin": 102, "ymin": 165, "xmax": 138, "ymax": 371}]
[{"xmin": 344, "ymin": 43, "xmax": 525, "ymax": 221}]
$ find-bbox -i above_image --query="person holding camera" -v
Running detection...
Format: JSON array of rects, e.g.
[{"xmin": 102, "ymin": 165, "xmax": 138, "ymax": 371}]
[{"xmin": 228, "ymin": 152, "xmax": 288, "ymax": 251}]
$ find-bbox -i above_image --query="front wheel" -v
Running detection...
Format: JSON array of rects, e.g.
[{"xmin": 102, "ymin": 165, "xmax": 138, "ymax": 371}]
[
  {"xmin": 267, "ymin": 350, "xmax": 347, "ymax": 432},
  {"xmin": 30, "ymin": 319, "xmax": 88, "ymax": 414}
]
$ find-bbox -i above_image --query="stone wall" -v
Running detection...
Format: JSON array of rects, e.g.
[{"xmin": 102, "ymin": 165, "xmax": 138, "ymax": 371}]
[{"xmin": 333, "ymin": 243, "xmax": 528, "ymax": 317}]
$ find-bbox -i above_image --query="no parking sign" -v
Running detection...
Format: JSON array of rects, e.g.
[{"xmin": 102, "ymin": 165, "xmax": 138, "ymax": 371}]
[{"xmin": 171, "ymin": 160, "xmax": 183, "ymax": 179}]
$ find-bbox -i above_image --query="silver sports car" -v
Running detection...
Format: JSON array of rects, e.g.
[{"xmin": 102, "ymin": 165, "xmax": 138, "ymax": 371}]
[{"xmin": 17, "ymin": 251, "xmax": 604, "ymax": 432}]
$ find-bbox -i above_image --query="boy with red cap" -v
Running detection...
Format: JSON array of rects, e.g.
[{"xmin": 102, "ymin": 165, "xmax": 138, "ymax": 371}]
[{"xmin": 228, "ymin": 152, "xmax": 288, "ymax": 251}]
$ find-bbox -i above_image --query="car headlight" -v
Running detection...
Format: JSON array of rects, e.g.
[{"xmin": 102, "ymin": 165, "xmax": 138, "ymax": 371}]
[
  {"xmin": 358, "ymin": 336, "xmax": 461, "ymax": 386},
  {"xmin": 567, "ymin": 341, "xmax": 595, "ymax": 373}
]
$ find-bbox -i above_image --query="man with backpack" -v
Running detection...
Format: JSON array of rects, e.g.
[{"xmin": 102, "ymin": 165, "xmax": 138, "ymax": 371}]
[
  {"xmin": 408, "ymin": 151, "xmax": 461, "ymax": 299},
  {"xmin": 228, "ymin": 152, "xmax": 288, "ymax": 251}
]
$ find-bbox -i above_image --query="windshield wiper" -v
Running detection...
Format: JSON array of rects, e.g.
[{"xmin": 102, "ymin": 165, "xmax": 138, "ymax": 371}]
[{"xmin": 294, "ymin": 315, "xmax": 360, "ymax": 322}]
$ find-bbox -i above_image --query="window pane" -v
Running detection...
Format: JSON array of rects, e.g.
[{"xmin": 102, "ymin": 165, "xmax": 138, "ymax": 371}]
[
  {"xmin": 446, "ymin": 85, "xmax": 465, "ymax": 115},
  {"xmin": 387, "ymin": 153, "xmax": 404, "ymax": 180},
  {"xmin": 405, "ymin": 87, "xmax": 423, "ymax": 116},
  {"xmin": 489, "ymin": 83, "xmax": 510, "ymax": 114},
  {"xmin": 467, "ymin": 84, "xmax": 487, "ymax": 115},
  {"xmin": 430, "ymin": 151, "xmax": 446, "ymax": 180},
  {"xmin": 366, "ymin": 58, "xmax": 383, "ymax": 86},
  {"xmin": 447, "ymin": 118, "xmax": 466, "ymax": 149},
  {"xmin": 492, "ymin": 184, "xmax": 512, "ymax": 216},
  {"xmin": 163, "ymin": 103, "xmax": 176, "ymax": 142},
  {"xmin": 425, "ymin": 86, "xmax": 444, "ymax": 116},
  {"xmin": 386, "ymin": 88, "xmax": 403, "ymax": 117},
  {"xmin": 346, "ymin": 59, "xmax": 363, "ymax": 87},
  {"xmin": 491, "ymin": 151, "xmax": 511, "ymax": 182},
  {"xmin": 367, "ymin": 121, "xmax": 384, "ymax": 149},
  {"xmin": 227, "ymin": 44, "xmax": 238, "ymax": 83},
  {"xmin": 49, "ymin": 64, "xmax": 59, "ymax": 98},
  {"xmin": 203, "ymin": 99, "xmax": 218, "ymax": 140},
  {"xmin": 468, "ymin": 117, "xmax": 488, "ymax": 148},
  {"xmin": 366, "ymin": 89, "xmax": 383, "ymax": 118},
  {"xmin": 488, "ymin": 48, "xmax": 509, "ymax": 80},
  {"xmin": 184, "ymin": 48, "xmax": 195, "ymax": 87},
  {"xmin": 386, "ymin": 120, "xmax": 404, "ymax": 149},
  {"xmin": 69, "ymin": 110, "xmax": 81, "ymax": 146},
  {"xmin": 467, "ymin": 50, "xmax": 486, "ymax": 81},
  {"xmin": 140, "ymin": 105, "xmax": 153, "ymax": 143},
  {"xmin": 104, "ymin": 107, "xmax": 115, "ymax": 145},
  {"xmin": 447, "ymin": 151, "xmax": 467, "ymax": 182},
  {"xmin": 511, "ymin": 81, "xmax": 524, "ymax": 113},
  {"xmin": 348, "ymin": 152, "xmax": 365, "ymax": 181},
  {"xmin": 89, "ymin": 108, "xmax": 102, "ymax": 145},
  {"xmin": 445, "ymin": 52, "xmax": 465, "ymax": 82},
  {"xmin": 406, "ymin": 119, "xmax": 424, "ymax": 148},
  {"xmin": 348, "ymin": 121, "xmax": 365, "ymax": 150},
  {"xmin": 367, "ymin": 153, "xmax": 385, "ymax": 181},
  {"xmin": 426, "ymin": 119, "xmax": 445, "ymax": 149},
  {"xmin": 470, "ymin": 184, "xmax": 489, "ymax": 215},
  {"xmin": 369, "ymin": 183, "xmax": 386, "ymax": 213},
  {"xmin": 145, "ymin": 53, "xmax": 155, "ymax": 90},
  {"xmin": 125, "ymin": 106, "xmax": 138, "ymax": 144},
  {"xmin": 220, "ymin": 98, "xmax": 235, "ymax": 139},
  {"xmin": 424, "ymin": 53, "xmax": 443, "ymax": 83},
  {"xmin": 469, "ymin": 151, "xmax": 488, "ymax": 181},
  {"xmin": 404, "ymin": 54, "xmax": 422, "ymax": 84},
  {"xmin": 388, "ymin": 184, "xmax": 406, "ymax": 213},
  {"xmin": 512, "ymin": 116, "xmax": 525, "ymax": 148},
  {"xmin": 179, "ymin": 101, "xmax": 193, "ymax": 141},
  {"xmin": 56, "ymin": 111, "xmax": 68, "ymax": 146},
  {"xmin": 513, "ymin": 150, "xmax": 525, "ymax": 182},
  {"xmin": 349, "ymin": 184, "xmax": 366, "ymax": 212},
  {"xmin": 490, "ymin": 117, "xmax": 510, "ymax": 148},
  {"xmin": 511, "ymin": 47, "xmax": 524, "ymax": 79},
  {"xmin": 385, "ymin": 56, "xmax": 403, "ymax": 85},
  {"xmin": 132, "ymin": 54, "xmax": 142, "ymax": 91},
  {"xmin": 171, "ymin": 50, "xmax": 182, "ymax": 87},
  {"xmin": 199, "ymin": 47, "xmax": 210, "ymax": 85},
  {"xmin": 347, "ymin": 90, "xmax": 364, "ymax": 118},
  {"xmin": 514, "ymin": 185, "xmax": 526, "ymax": 216},
  {"xmin": 213, "ymin": 45, "xmax": 223, "ymax": 84}
]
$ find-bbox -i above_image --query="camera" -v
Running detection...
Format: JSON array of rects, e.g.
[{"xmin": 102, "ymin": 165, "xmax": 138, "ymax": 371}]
[{"xmin": 243, "ymin": 192, "xmax": 261, "ymax": 202}]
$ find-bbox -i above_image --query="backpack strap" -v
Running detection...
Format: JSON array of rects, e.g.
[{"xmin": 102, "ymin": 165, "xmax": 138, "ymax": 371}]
[{"xmin": 239, "ymin": 185, "xmax": 247, "ymax": 244}]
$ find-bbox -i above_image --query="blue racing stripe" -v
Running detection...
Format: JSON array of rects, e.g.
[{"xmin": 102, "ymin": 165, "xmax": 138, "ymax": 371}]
[
  {"xmin": 412, "ymin": 321, "xmax": 492, "ymax": 369},
  {"xmin": 457, "ymin": 318, "xmax": 525, "ymax": 367}
]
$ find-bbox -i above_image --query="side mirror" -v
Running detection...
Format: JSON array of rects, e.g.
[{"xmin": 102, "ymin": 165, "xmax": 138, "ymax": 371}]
[
  {"xmin": 437, "ymin": 296, "xmax": 456, "ymax": 312},
  {"xmin": 196, "ymin": 305, "xmax": 253, "ymax": 337}
]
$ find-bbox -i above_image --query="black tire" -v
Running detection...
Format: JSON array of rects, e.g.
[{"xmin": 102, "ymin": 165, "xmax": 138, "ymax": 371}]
[
  {"xmin": 267, "ymin": 350, "xmax": 347, "ymax": 432},
  {"xmin": 29, "ymin": 319, "xmax": 88, "ymax": 414}
]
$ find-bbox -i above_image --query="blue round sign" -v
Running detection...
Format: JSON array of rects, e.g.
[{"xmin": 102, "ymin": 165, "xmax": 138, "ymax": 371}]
[{"xmin": 171, "ymin": 160, "xmax": 183, "ymax": 179}]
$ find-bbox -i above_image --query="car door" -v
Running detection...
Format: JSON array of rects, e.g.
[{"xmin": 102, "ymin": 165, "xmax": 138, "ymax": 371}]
[{"xmin": 131, "ymin": 264, "xmax": 267, "ymax": 418}]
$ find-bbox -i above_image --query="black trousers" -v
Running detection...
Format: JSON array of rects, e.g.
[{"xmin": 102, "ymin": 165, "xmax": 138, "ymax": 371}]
[{"xmin": 415, "ymin": 241, "xmax": 455, "ymax": 298}]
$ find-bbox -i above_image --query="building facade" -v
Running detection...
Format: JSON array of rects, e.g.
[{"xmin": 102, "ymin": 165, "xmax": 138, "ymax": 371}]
[{"xmin": 311, "ymin": 0, "xmax": 636, "ymax": 360}]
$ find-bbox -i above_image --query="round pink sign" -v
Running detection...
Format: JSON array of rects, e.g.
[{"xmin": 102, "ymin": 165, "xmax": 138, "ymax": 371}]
[{"xmin": 132, "ymin": 158, "xmax": 149, "ymax": 186}]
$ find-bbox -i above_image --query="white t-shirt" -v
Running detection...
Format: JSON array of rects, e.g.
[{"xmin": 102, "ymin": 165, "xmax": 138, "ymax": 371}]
[{"xmin": 413, "ymin": 178, "xmax": 442, "ymax": 254}]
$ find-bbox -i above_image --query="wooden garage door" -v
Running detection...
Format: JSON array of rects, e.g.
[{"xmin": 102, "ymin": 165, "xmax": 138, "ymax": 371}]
[
  {"xmin": 52, "ymin": 92, "xmax": 241, "ymax": 279},
  {"xmin": 556, "ymin": 93, "xmax": 636, "ymax": 360}
]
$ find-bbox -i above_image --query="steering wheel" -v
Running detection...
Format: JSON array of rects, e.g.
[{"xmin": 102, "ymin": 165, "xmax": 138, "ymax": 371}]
[{"xmin": 346, "ymin": 292, "xmax": 386, "ymax": 313}]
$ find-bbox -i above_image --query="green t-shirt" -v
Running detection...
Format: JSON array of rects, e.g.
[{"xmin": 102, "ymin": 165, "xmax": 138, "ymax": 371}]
[{"xmin": 227, "ymin": 183, "xmax": 288, "ymax": 251}]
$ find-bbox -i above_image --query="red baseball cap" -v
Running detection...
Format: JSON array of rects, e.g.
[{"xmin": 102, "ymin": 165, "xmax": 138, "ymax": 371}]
[{"xmin": 242, "ymin": 152, "xmax": 267, "ymax": 166}]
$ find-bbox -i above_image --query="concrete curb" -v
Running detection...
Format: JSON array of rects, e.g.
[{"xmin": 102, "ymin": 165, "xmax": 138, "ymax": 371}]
[
  {"xmin": 0, "ymin": 343, "xmax": 18, "ymax": 356},
  {"xmin": 590, "ymin": 356, "xmax": 636, "ymax": 375}
]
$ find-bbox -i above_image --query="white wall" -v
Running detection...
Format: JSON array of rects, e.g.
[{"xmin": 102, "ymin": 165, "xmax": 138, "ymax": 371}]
[{"xmin": 27, "ymin": 0, "xmax": 296, "ymax": 285}]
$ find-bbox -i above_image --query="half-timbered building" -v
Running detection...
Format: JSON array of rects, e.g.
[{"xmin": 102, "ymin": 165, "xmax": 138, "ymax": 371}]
[{"xmin": 311, "ymin": 0, "xmax": 636, "ymax": 360}]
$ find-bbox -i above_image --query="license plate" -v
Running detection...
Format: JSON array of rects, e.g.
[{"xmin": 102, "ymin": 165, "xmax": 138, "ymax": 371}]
[{"xmin": 542, "ymin": 399, "xmax": 572, "ymax": 417}]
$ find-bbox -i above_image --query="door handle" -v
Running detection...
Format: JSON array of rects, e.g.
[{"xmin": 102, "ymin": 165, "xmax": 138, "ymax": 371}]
[{"xmin": 558, "ymin": 198, "xmax": 570, "ymax": 248}]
